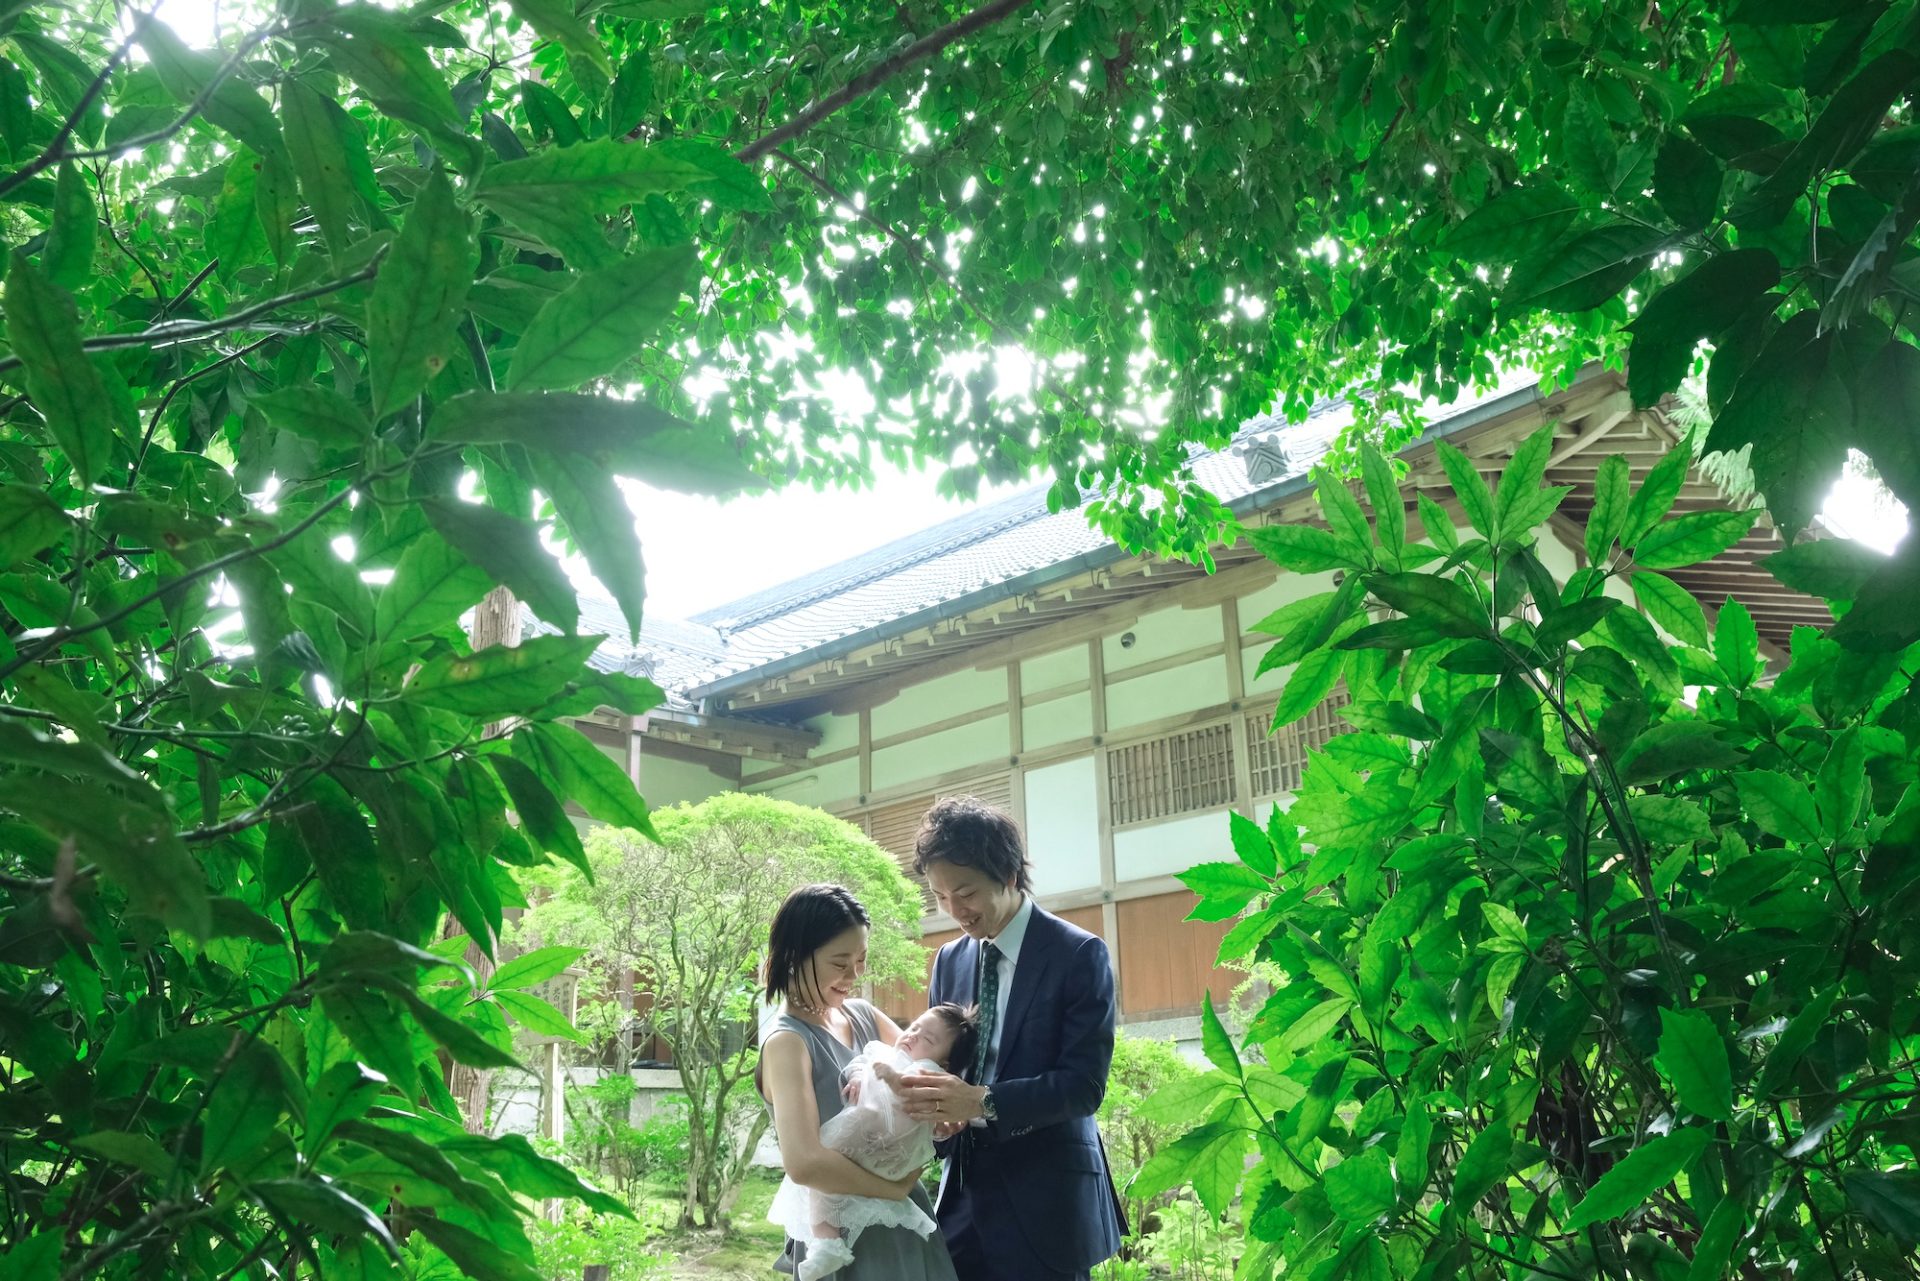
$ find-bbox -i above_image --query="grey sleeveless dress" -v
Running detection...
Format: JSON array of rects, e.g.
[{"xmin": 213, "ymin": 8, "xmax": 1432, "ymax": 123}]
[{"xmin": 763, "ymin": 999, "xmax": 958, "ymax": 1281}]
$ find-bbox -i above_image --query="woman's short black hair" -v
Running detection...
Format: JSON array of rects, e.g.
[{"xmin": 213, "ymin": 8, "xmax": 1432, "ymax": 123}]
[
  {"xmin": 911, "ymin": 795, "xmax": 1032, "ymax": 893},
  {"xmin": 927, "ymin": 1003, "xmax": 981, "ymax": 1078},
  {"xmin": 764, "ymin": 883, "xmax": 869, "ymax": 1003}
]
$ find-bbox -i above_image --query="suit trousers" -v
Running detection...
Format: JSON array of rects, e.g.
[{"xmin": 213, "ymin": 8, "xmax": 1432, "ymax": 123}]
[{"xmin": 942, "ymin": 1181, "xmax": 1090, "ymax": 1281}]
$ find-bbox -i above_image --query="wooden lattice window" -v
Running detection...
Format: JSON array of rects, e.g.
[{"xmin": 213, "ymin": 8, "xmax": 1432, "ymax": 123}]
[
  {"xmin": 1107, "ymin": 722, "xmax": 1236, "ymax": 827},
  {"xmin": 856, "ymin": 774, "xmax": 1013, "ymax": 913},
  {"xmin": 1246, "ymin": 687, "xmax": 1353, "ymax": 798}
]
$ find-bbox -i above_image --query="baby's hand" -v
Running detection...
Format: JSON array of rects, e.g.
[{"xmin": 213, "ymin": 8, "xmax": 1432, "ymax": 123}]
[{"xmin": 871, "ymin": 1061, "xmax": 905, "ymax": 1094}]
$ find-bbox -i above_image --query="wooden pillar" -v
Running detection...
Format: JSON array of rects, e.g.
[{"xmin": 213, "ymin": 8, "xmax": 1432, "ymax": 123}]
[
  {"xmin": 1223, "ymin": 598, "xmax": 1256, "ymax": 819},
  {"xmin": 1089, "ymin": 638, "xmax": 1121, "ymax": 1005}
]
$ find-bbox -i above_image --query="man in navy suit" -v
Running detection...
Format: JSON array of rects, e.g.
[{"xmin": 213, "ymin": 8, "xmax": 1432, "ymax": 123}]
[{"xmin": 899, "ymin": 796, "xmax": 1126, "ymax": 1281}]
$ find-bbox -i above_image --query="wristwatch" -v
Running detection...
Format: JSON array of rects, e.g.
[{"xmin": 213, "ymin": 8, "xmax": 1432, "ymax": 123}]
[{"xmin": 979, "ymin": 1087, "xmax": 998, "ymax": 1122}]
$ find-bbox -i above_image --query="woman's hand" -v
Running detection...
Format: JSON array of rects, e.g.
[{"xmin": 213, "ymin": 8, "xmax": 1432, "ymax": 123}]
[{"xmin": 887, "ymin": 1169, "xmax": 925, "ymax": 1200}]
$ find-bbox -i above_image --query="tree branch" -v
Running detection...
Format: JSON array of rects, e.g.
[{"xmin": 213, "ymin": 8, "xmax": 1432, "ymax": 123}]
[{"xmin": 734, "ymin": 0, "xmax": 1037, "ymax": 163}]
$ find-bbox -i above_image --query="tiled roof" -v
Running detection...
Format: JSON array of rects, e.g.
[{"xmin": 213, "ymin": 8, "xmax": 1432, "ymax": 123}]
[{"xmin": 534, "ymin": 371, "xmax": 1549, "ymax": 704}]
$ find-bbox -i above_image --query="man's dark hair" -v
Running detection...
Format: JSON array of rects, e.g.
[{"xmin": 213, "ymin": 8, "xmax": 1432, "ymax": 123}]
[
  {"xmin": 927, "ymin": 1002, "xmax": 981, "ymax": 1077},
  {"xmin": 911, "ymin": 795, "xmax": 1032, "ymax": 893},
  {"xmin": 764, "ymin": 883, "xmax": 869, "ymax": 1003}
]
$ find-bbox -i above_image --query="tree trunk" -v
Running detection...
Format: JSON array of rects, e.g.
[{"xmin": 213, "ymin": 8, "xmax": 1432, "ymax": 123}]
[{"xmin": 444, "ymin": 585, "xmax": 523, "ymax": 1134}]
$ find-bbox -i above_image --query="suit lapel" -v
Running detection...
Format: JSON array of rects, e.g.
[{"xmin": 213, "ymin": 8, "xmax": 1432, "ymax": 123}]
[{"xmin": 991, "ymin": 908, "xmax": 1058, "ymax": 1073}]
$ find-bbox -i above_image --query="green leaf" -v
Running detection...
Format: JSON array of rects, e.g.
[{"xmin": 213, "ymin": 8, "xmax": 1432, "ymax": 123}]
[
  {"xmin": 264, "ymin": 525, "xmax": 375, "ymax": 632},
  {"xmin": 407, "ymin": 635, "xmax": 602, "ymax": 719},
  {"xmin": 0, "ymin": 776, "xmax": 209, "ymax": 938},
  {"xmin": 440, "ymin": 1131, "xmax": 629, "ymax": 1217},
  {"xmin": 1130, "ymin": 1121, "xmax": 1249, "ymax": 1220},
  {"xmin": 1634, "ymin": 510, "xmax": 1760, "ymax": 570},
  {"xmin": 278, "ymin": 776, "xmax": 386, "ymax": 932},
  {"xmin": 1272, "ymin": 647, "xmax": 1345, "ymax": 729},
  {"xmin": 1626, "ymin": 795, "xmax": 1714, "ymax": 844},
  {"xmin": 489, "ymin": 753, "xmax": 591, "ymax": 876},
  {"xmin": 422, "ymin": 498, "xmax": 579, "ymax": 633},
  {"xmin": 1136, "ymin": 1072, "xmax": 1237, "ymax": 1128},
  {"xmin": 1586, "ymin": 455, "xmax": 1631, "ymax": 564},
  {"xmin": 519, "ymin": 78, "xmax": 585, "ymax": 148},
  {"xmin": 1324, "ymin": 1148, "xmax": 1396, "ymax": 1222},
  {"xmin": 1492, "ymin": 423, "xmax": 1555, "ymax": 539},
  {"xmin": 651, "ymin": 137, "xmax": 774, "ymax": 212},
  {"xmin": 253, "ymin": 384, "xmax": 373, "ymax": 448},
  {"xmin": 1600, "ymin": 607, "xmax": 1684, "ymax": 702},
  {"xmin": 415, "ymin": 1215, "xmax": 544, "ymax": 1281},
  {"xmin": 1623, "ymin": 448, "xmax": 1694, "ymax": 549},
  {"xmin": 474, "ymin": 138, "xmax": 710, "ymax": 231},
  {"xmin": 1653, "ymin": 132, "xmax": 1725, "ymax": 230},
  {"xmin": 1245, "ymin": 523, "xmax": 1368, "ymax": 573},
  {"xmin": 1441, "ymin": 182, "xmax": 1579, "ymax": 263},
  {"xmin": 1631, "ymin": 572, "xmax": 1710, "ymax": 648},
  {"xmin": 1761, "ymin": 538, "xmax": 1888, "ymax": 600},
  {"xmin": 1816, "ymin": 727, "xmax": 1866, "ymax": 840},
  {"xmin": 1416, "ymin": 491, "xmax": 1457, "ymax": 553},
  {"xmin": 1656, "ymin": 1010, "xmax": 1734, "ymax": 1120},
  {"xmin": 513, "ymin": 722, "xmax": 654, "ymax": 834},
  {"xmin": 1627, "ymin": 250, "xmax": 1781, "ymax": 405},
  {"xmin": 375, "ymin": 530, "xmax": 493, "ymax": 644},
  {"xmin": 1368, "ymin": 572, "xmax": 1486, "ymax": 638},
  {"xmin": 507, "ymin": 245, "xmax": 697, "ymax": 391},
  {"xmin": 1534, "ymin": 597, "xmax": 1619, "ymax": 649},
  {"xmin": 1434, "ymin": 441, "xmax": 1496, "ymax": 538},
  {"xmin": 199, "ymin": 1043, "xmax": 288, "ymax": 1175},
  {"xmin": 0, "ymin": 483, "xmax": 70, "ymax": 568},
  {"xmin": 1507, "ymin": 223, "xmax": 1661, "ymax": 313},
  {"xmin": 304, "ymin": 1062, "xmax": 387, "ymax": 1159},
  {"xmin": 1688, "ymin": 1196, "xmax": 1746, "ymax": 1281},
  {"xmin": 1452, "ymin": 1123, "xmax": 1514, "ymax": 1209},
  {"xmin": 1565, "ymin": 1129, "xmax": 1712, "ymax": 1230},
  {"xmin": 4, "ymin": 255, "xmax": 114, "ymax": 486},
  {"xmin": 1844, "ymin": 1171, "xmax": 1920, "ymax": 1248},
  {"xmin": 367, "ymin": 170, "xmax": 476, "ymax": 418},
  {"xmin": 306, "ymin": 10, "xmax": 472, "ymax": 156},
  {"xmin": 1757, "ymin": 986, "xmax": 1840, "ymax": 1098},
  {"xmin": 1480, "ymin": 902, "xmax": 1531, "ymax": 953},
  {"xmin": 1705, "ymin": 311, "xmax": 1850, "ymax": 540},
  {"xmin": 493, "ymin": 989, "xmax": 583, "ymax": 1042},
  {"xmin": 1480, "ymin": 729, "xmax": 1565, "ymax": 809},
  {"xmin": 72, "ymin": 1129, "xmax": 176, "ymax": 1180},
  {"xmin": 1178, "ymin": 861, "xmax": 1270, "ymax": 922},
  {"xmin": 255, "ymin": 1179, "xmax": 398, "ymax": 1253},
  {"xmin": 317, "ymin": 989, "xmax": 418, "ymax": 1094},
  {"xmin": 1199, "ymin": 994, "xmax": 1241, "ymax": 1077},
  {"xmin": 609, "ymin": 51, "xmax": 653, "ymax": 136},
  {"xmin": 44, "ymin": 161, "xmax": 95, "ymax": 289},
  {"xmin": 1278, "ymin": 996, "xmax": 1353, "ymax": 1055},
  {"xmin": 139, "ymin": 19, "xmax": 286, "ymax": 160},
  {"xmin": 535, "ymin": 451, "xmax": 647, "ymax": 641},
  {"xmin": 1733, "ymin": 771, "xmax": 1821, "ymax": 844},
  {"xmin": 1229, "ymin": 810, "xmax": 1278, "ymax": 878},
  {"xmin": 282, "ymin": 80, "xmax": 358, "ymax": 256},
  {"xmin": 1314, "ymin": 468, "xmax": 1374, "ymax": 562},
  {"xmin": 431, "ymin": 391, "xmax": 763, "ymax": 496},
  {"xmin": 508, "ymin": 0, "xmax": 612, "ymax": 76},
  {"xmin": 1714, "ymin": 596, "xmax": 1760, "ymax": 688},
  {"xmin": 491, "ymin": 945, "xmax": 586, "ymax": 991}
]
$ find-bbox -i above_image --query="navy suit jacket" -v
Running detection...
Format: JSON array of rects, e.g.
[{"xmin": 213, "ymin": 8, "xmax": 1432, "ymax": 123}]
[{"xmin": 929, "ymin": 905, "xmax": 1126, "ymax": 1277}]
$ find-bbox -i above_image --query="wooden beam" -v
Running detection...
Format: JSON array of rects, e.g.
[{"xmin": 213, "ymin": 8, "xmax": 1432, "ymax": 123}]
[{"xmin": 641, "ymin": 708, "xmax": 821, "ymax": 760}]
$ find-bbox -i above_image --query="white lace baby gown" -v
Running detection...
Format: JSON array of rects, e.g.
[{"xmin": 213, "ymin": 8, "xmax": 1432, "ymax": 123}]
[{"xmin": 769, "ymin": 1040, "xmax": 942, "ymax": 1281}]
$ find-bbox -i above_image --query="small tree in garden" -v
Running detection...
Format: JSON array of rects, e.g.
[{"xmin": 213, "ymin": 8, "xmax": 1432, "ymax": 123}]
[
  {"xmin": 1099, "ymin": 1032, "xmax": 1205, "ymax": 1251},
  {"xmin": 514, "ymin": 793, "xmax": 926, "ymax": 1229},
  {"xmin": 1141, "ymin": 435, "xmax": 1920, "ymax": 1279}
]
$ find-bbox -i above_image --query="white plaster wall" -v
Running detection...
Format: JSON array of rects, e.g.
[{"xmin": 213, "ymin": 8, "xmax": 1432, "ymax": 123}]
[
  {"xmin": 870, "ymin": 666, "xmax": 1008, "ymax": 739},
  {"xmin": 1021, "ymin": 644, "xmax": 1089, "ymax": 694},
  {"xmin": 1105, "ymin": 656, "xmax": 1230, "ymax": 730},
  {"xmin": 1237, "ymin": 570, "xmax": 1337, "ymax": 691},
  {"xmin": 1022, "ymin": 757, "xmax": 1102, "ymax": 896},
  {"xmin": 1533, "ymin": 525, "xmax": 1578, "ymax": 585},
  {"xmin": 807, "ymin": 711, "xmax": 861, "ymax": 755},
  {"xmin": 637, "ymin": 752, "xmax": 732, "ymax": 808},
  {"xmin": 870, "ymin": 714, "xmax": 1010, "ymax": 792},
  {"xmin": 1023, "ymin": 690, "xmax": 1094, "ymax": 752},
  {"xmin": 746, "ymin": 756, "xmax": 861, "ymax": 808},
  {"xmin": 1102, "ymin": 602, "xmax": 1223, "ymax": 675},
  {"xmin": 1113, "ymin": 808, "xmax": 1234, "ymax": 882}
]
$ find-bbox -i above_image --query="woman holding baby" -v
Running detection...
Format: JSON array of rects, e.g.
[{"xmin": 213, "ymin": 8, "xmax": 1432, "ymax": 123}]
[{"xmin": 756, "ymin": 883, "xmax": 961, "ymax": 1281}]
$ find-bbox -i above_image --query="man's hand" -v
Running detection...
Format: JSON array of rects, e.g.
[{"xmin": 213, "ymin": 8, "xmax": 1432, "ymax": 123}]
[{"xmin": 900, "ymin": 1072, "xmax": 988, "ymax": 1125}]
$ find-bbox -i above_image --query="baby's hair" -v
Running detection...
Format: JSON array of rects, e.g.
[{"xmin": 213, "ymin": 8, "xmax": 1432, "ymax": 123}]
[{"xmin": 927, "ymin": 1002, "xmax": 980, "ymax": 1076}]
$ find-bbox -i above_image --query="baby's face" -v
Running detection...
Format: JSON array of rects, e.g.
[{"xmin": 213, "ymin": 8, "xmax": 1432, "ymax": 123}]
[{"xmin": 897, "ymin": 1012, "xmax": 956, "ymax": 1066}]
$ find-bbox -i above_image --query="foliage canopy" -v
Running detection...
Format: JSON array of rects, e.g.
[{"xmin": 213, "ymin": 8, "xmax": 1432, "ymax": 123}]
[{"xmin": 1149, "ymin": 436, "xmax": 1920, "ymax": 1279}]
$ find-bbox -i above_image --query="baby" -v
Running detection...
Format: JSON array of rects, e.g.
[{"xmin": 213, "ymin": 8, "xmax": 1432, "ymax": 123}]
[{"xmin": 770, "ymin": 1003, "xmax": 980, "ymax": 1281}]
